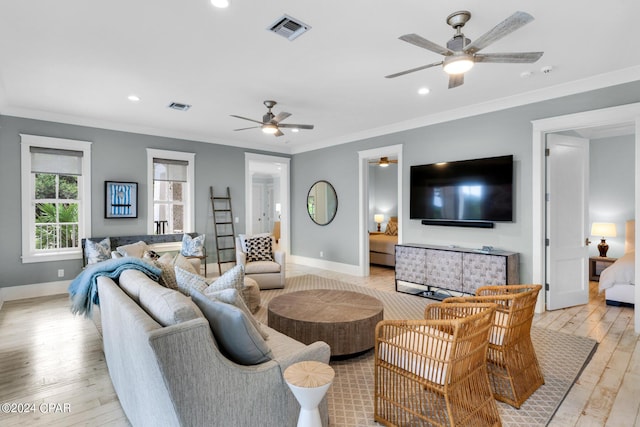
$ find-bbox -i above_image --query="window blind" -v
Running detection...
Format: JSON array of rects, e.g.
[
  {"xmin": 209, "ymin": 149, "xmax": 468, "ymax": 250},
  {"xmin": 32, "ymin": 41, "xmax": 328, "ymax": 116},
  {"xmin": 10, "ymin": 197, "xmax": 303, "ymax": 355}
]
[
  {"xmin": 153, "ymin": 158, "xmax": 188, "ymax": 182},
  {"xmin": 30, "ymin": 147, "xmax": 83, "ymax": 175}
]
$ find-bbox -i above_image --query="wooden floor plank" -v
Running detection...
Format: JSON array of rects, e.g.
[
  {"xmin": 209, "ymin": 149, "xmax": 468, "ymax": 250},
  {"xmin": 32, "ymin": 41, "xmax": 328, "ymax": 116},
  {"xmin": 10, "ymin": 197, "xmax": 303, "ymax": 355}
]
[{"xmin": 0, "ymin": 264, "xmax": 636, "ymax": 426}]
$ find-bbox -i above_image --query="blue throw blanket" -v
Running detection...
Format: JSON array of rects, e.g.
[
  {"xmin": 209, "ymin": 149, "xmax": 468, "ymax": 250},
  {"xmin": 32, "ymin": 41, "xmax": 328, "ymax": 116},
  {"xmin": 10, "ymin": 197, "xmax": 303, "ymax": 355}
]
[{"xmin": 68, "ymin": 257, "xmax": 162, "ymax": 318}]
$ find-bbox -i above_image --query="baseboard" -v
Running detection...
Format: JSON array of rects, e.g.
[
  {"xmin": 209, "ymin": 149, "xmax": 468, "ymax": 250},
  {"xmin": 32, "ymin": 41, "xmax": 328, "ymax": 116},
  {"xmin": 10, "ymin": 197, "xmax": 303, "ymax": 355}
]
[
  {"xmin": 288, "ymin": 255, "xmax": 362, "ymax": 276},
  {"xmin": 0, "ymin": 280, "xmax": 71, "ymax": 303}
]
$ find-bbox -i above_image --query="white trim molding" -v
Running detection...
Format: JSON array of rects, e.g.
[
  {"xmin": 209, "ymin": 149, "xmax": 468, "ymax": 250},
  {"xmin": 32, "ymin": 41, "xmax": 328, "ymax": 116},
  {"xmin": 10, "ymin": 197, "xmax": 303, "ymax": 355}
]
[
  {"xmin": 531, "ymin": 102, "xmax": 640, "ymax": 331},
  {"xmin": 146, "ymin": 148, "xmax": 195, "ymax": 235},
  {"xmin": 20, "ymin": 134, "xmax": 92, "ymax": 264},
  {"xmin": 0, "ymin": 280, "xmax": 71, "ymax": 303},
  {"xmin": 358, "ymin": 144, "xmax": 403, "ymax": 277},
  {"xmin": 288, "ymin": 255, "xmax": 362, "ymax": 277}
]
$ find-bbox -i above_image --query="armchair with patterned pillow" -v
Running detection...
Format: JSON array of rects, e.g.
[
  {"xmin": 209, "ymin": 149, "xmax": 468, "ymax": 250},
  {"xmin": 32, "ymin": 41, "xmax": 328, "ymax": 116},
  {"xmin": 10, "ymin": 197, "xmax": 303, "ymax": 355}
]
[{"xmin": 236, "ymin": 234, "xmax": 285, "ymax": 289}]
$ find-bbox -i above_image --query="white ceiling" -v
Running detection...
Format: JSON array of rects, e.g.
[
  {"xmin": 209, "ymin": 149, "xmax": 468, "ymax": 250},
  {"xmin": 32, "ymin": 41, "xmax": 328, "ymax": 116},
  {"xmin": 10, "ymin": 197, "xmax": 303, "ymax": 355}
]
[{"xmin": 1, "ymin": 1, "xmax": 639, "ymax": 154}]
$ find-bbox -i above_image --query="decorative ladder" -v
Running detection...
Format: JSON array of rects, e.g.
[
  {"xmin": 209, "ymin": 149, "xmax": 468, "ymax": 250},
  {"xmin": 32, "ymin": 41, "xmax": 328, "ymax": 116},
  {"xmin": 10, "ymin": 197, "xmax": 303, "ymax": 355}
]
[{"xmin": 210, "ymin": 186, "xmax": 237, "ymax": 275}]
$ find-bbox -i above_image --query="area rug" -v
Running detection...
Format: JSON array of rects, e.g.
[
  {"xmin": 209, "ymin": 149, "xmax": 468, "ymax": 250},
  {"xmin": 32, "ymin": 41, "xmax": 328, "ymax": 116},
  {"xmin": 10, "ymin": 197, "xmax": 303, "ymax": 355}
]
[{"xmin": 255, "ymin": 274, "xmax": 598, "ymax": 427}]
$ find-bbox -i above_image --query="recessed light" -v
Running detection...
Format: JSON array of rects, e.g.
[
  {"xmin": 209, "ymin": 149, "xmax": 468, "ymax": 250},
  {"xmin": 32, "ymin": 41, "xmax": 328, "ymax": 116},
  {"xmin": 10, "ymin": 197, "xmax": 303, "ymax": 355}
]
[
  {"xmin": 291, "ymin": 128, "xmax": 299, "ymax": 133},
  {"xmin": 210, "ymin": 0, "xmax": 230, "ymax": 8},
  {"xmin": 128, "ymin": 94, "xmax": 140, "ymax": 102},
  {"xmin": 520, "ymin": 71, "xmax": 533, "ymax": 79},
  {"xmin": 417, "ymin": 87, "xmax": 430, "ymax": 95}
]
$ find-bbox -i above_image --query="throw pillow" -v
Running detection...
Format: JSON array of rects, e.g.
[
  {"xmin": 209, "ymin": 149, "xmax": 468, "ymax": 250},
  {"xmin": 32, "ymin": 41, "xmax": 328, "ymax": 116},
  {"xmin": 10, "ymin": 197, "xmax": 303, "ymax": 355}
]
[
  {"xmin": 143, "ymin": 250, "xmax": 160, "ymax": 261},
  {"xmin": 142, "ymin": 255, "xmax": 179, "ymax": 290},
  {"xmin": 206, "ymin": 265, "xmax": 245, "ymax": 293},
  {"xmin": 238, "ymin": 232, "xmax": 271, "ymax": 253},
  {"xmin": 174, "ymin": 253, "xmax": 199, "ymax": 275},
  {"xmin": 205, "ymin": 288, "xmax": 268, "ymax": 340},
  {"xmin": 116, "ymin": 240, "xmax": 148, "ymax": 258},
  {"xmin": 85, "ymin": 237, "xmax": 111, "ymax": 264},
  {"xmin": 175, "ymin": 266, "xmax": 208, "ymax": 296},
  {"xmin": 384, "ymin": 219, "xmax": 398, "ymax": 236},
  {"xmin": 191, "ymin": 289, "xmax": 272, "ymax": 365},
  {"xmin": 181, "ymin": 234, "xmax": 205, "ymax": 257},
  {"xmin": 245, "ymin": 236, "xmax": 274, "ymax": 262}
]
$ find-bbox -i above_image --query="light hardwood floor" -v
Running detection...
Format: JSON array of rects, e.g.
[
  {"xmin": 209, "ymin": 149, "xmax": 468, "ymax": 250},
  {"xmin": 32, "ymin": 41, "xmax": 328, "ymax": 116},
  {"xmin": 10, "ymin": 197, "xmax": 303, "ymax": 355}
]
[{"xmin": 0, "ymin": 264, "xmax": 637, "ymax": 426}]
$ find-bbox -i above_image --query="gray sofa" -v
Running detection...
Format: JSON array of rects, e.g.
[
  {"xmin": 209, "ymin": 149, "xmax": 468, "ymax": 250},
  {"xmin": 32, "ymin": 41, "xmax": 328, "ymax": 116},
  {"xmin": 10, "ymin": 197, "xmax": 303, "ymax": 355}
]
[{"xmin": 97, "ymin": 269, "xmax": 330, "ymax": 427}]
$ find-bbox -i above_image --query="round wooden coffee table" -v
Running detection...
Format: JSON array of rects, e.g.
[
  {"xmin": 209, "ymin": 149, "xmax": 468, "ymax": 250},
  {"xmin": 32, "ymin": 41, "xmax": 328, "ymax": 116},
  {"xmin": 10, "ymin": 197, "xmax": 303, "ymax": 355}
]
[{"xmin": 268, "ymin": 289, "xmax": 384, "ymax": 356}]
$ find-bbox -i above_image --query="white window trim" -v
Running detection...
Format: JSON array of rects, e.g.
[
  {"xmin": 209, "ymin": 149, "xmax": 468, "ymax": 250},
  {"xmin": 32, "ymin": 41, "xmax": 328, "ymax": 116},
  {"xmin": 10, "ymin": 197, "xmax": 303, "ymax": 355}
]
[
  {"xmin": 146, "ymin": 148, "xmax": 195, "ymax": 235},
  {"xmin": 20, "ymin": 134, "xmax": 92, "ymax": 263}
]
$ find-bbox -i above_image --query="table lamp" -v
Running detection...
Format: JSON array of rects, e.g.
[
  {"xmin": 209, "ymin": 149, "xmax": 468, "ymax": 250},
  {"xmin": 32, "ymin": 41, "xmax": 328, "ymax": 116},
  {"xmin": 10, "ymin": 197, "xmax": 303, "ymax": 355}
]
[
  {"xmin": 591, "ymin": 222, "xmax": 617, "ymax": 257},
  {"xmin": 374, "ymin": 214, "xmax": 384, "ymax": 232}
]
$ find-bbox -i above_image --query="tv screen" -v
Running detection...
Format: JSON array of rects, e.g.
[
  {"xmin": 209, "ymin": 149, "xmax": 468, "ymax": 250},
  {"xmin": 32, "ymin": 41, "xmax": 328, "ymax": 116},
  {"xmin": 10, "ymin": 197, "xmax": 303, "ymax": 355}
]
[{"xmin": 410, "ymin": 155, "xmax": 513, "ymax": 223}]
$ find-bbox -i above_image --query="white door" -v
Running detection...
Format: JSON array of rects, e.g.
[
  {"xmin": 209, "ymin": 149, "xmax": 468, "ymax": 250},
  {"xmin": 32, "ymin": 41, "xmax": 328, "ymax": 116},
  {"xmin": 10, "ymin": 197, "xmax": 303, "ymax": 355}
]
[
  {"xmin": 252, "ymin": 183, "xmax": 264, "ymax": 233},
  {"xmin": 546, "ymin": 134, "xmax": 590, "ymax": 310}
]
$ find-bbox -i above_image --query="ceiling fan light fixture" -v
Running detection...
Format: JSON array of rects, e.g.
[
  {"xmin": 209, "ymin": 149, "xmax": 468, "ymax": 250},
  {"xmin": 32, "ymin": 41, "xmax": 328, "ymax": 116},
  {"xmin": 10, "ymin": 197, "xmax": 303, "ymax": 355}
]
[
  {"xmin": 443, "ymin": 54, "xmax": 474, "ymax": 75},
  {"xmin": 210, "ymin": 0, "xmax": 230, "ymax": 8},
  {"xmin": 262, "ymin": 123, "xmax": 278, "ymax": 134}
]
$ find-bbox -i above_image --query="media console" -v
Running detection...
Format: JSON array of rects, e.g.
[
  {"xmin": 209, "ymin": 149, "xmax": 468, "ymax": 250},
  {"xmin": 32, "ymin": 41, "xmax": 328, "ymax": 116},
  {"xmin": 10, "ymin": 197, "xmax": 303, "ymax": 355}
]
[{"xmin": 394, "ymin": 243, "xmax": 519, "ymax": 299}]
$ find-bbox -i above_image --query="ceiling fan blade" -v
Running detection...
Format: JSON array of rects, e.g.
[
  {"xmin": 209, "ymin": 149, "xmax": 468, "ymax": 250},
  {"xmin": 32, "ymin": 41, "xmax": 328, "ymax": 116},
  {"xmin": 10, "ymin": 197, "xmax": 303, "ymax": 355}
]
[
  {"xmin": 399, "ymin": 34, "xmax": 454, "ymax": 56},
  {"xmin": 230, "ymin": 114, "xmax": 266, "ymax": 125},
  {"xmin": 278, "ymin": 123, "xmax": 314, "ymax": 130},
  {"xmin": 273, "ymin": 112, "xmax": 291, "ymax": 123},
  {"xmin": 474, "ymin": 51, "xmax": 543, "ymax": 63},
  {"xmin": 385, "ymin": 61, "xmax": 443, "ymax": 79},
  {"xmin": 448, "ymin": 74, "xmax": 464, "ymax": 89},
  {"xmin": 233, "ymin": 126, "xmax": 261, "ymax": 131},
  {"xmin": 274, "ymin": 129, "xmax": 285, "ymax": 137},
  {"xmin": 464, "ymin": 11, "xmax": 535, "ymax": 54}
]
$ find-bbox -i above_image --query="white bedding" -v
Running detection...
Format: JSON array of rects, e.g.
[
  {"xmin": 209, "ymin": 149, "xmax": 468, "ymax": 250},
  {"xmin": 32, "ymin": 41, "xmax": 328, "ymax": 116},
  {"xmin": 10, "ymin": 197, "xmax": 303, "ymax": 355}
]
[{"xmin": 599, "ymin": 251, "xmax": 635, "ymax": 292}]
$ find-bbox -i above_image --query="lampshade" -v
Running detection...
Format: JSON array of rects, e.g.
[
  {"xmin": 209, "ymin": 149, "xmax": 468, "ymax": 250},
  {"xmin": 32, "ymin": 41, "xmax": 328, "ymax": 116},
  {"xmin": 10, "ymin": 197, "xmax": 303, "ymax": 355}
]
[
  {"xmin": 443, "ymin": 54, "xmax": 474, "ymax": 75},
  {"xmin": 374, "ymin": 214, "xmax": 384, "ymax": 224},
  {"xmin": 591, "ymin": 222, "xmax": 617, "ymax": 238}
]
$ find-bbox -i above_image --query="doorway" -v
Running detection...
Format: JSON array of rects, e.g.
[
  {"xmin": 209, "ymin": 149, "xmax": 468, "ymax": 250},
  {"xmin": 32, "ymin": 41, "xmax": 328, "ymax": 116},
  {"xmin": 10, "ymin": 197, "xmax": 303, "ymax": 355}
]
[
  {"xmin": 358, "ymin": 144, "xmax": 403, "ymax": 277},
  {"xmin": 244, "ymin": 153, "xmax": 290, "ymax": 254},
  {"xmin": 532, "ymin": 102, "xmax": 640, "ymax": 332}
]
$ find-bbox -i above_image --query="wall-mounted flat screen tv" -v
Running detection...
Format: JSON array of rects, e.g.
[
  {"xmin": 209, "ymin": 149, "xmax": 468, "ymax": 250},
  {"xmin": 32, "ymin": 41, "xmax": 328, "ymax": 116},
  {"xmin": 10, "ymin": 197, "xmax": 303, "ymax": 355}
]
[{"xmin": 410, "ymin": 155, "xmax": 513, "ymax": 224}]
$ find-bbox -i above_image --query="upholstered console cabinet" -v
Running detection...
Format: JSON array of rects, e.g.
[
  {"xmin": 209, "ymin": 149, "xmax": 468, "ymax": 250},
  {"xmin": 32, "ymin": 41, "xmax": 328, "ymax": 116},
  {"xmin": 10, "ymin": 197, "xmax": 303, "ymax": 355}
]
[{"xmin": 395, "ymin": 244, "xmax": 519, "ymax": 299}]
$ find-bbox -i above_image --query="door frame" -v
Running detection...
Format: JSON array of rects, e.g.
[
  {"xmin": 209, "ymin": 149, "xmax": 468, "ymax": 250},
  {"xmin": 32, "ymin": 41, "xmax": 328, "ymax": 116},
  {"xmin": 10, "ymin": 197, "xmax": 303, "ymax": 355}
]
[
  {"xmin": 244, "ymin": 153, "xmax": 290, "ymax": 254},
  {"xmin": 357, "ymin": 144, "xmax": 403, "ymax": 277},
  {"xmin": 531, "ymin": 102, "xmax": 640, "ymax": 331}
]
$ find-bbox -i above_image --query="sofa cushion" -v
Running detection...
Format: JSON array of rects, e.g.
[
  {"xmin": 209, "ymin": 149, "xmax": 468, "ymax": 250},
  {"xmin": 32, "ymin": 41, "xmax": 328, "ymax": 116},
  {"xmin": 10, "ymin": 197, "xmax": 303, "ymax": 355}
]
[
  {"xmin": 174, "ymin": 253, "xmax": 199, "ymax": 275},
  {"xmin": 175, "ymin": 266, "xmax": 208, "ymax": 296},
  {"xmin": 191, "ymin": 289, "xmax": 272, "ymax": 365},
  {"xmin": 137, "ymin": 276, "xmax": 201, "ymax": 327},
  {"xmin": 181, "ymin": 233, "xmax": 205, "ymax": 256},
  {"xmin": 245, "ymin": 235, "xmax": 274, "ymax": 262},
  {"xmin": 206, "ymin": 288, "xmax": 268, "ymax": 340},
  {"xmin": 85, "ymin": 237, "xmax": 111, "ymax": 264},
  {"xmin": 116, "ymin": 240, "xmax": 148, "ymax": 258},
  {"xmin": 244, "ymin": 261, "xmax": 281, "ymax": 274}
]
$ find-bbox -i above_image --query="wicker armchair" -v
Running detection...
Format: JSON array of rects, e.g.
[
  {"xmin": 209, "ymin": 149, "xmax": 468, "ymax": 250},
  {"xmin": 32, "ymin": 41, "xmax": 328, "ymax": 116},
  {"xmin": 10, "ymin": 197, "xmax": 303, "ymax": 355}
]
[
  {"xmin": 374, "ymin": 302, "xmax": 501, "ymax": 427},
  {"xmin": 444, "ymin": 285, "xmax": 544, "ymax": 408}
]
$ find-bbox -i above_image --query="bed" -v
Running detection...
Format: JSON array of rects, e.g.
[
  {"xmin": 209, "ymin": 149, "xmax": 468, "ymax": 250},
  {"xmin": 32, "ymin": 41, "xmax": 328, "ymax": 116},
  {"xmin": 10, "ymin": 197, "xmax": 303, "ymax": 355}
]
[
  {"xmin": 599, "ymin": 220, "xmax": 635, "ymax": 306},
  {"xmin": 370, "ymin": 217, "xmax": 397, "ymax": 267}
]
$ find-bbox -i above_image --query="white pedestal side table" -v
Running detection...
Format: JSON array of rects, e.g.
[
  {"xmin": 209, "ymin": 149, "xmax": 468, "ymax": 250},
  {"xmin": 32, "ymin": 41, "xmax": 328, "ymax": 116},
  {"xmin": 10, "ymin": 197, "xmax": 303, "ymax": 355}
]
[{"xmin": 284, "ymin": 361, "xmax": 335, "ymax": 427}]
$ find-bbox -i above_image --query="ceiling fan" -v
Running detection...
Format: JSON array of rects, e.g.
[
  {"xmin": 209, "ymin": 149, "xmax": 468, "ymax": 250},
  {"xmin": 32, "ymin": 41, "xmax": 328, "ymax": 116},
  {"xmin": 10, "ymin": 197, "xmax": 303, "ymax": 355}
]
[
  {"xmin": 231, "ymin": 100, "xmax": 314, "ymax": 137},
  {"xmin": 369, "ymin": 157, "xmax": 398, "ymax": 167},
  {"xmin": 385, "ymin": 10, "xmax": 543, "ymax": 88}
]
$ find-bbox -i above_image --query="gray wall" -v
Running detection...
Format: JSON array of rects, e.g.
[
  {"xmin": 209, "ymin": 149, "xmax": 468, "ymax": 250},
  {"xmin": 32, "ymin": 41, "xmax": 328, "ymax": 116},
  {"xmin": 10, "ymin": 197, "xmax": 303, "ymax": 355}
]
[
  {"xmin": 368, "ymin": 163, "xmax": 398, "ymax": 231},
  {"xmin": 0, "ymin": 115, "xmax": 279, "ymax": 288},
  {"xmin": 589, "ymin": 134, "xmax": 635, "ymax": 258},
  {"xmin": 290, "ymin": 81, "xmax": 640, "ymax": 282}
]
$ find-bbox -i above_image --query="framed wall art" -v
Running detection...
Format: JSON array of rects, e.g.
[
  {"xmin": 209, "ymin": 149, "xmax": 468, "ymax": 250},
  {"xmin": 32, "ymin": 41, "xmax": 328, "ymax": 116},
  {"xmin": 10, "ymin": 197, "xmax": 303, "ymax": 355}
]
[{"xmin": 105, "ymin": 181, "xmax": 138, "ymax": 218}]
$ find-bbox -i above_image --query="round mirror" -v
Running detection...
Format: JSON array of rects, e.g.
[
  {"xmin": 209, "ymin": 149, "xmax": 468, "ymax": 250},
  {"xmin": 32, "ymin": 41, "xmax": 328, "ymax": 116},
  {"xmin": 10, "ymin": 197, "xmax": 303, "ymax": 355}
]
[{"xmin": 307, "ymin": 180, "xmax": 338, "ymax": 226}]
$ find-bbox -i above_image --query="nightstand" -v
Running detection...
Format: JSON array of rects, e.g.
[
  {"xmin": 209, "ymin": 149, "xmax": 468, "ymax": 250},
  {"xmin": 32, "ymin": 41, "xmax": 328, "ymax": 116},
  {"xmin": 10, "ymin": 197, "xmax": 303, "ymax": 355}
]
[{"xmin": 589, "ymin": 256, "xmax": 617, "ymax": 281}]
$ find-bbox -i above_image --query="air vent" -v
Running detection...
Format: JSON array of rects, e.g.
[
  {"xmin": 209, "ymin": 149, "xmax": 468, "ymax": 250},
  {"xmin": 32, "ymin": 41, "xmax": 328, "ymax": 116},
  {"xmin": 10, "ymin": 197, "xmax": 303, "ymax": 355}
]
[
  {"xmin": 267, "ymin": 14, "xmax": 311, "ymax": 41},
  {"xmin": 168, "ymin": 102, "xmax": 191, "ymax": 111}
]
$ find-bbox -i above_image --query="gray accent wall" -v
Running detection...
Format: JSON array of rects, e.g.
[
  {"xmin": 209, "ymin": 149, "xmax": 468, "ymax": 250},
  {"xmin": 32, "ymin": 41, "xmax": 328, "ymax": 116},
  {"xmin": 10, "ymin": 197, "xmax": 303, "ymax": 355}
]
[
  {"xmin": 0, "ymin": 115, "xmax": 280, "ymax": 288},
  {"xmin": 589, "ymin": 134, "xmax": 635, "ymax": 258},
  {"xmin": 290, "ymin": 81, "xmax": 640, "ymax": 282}
]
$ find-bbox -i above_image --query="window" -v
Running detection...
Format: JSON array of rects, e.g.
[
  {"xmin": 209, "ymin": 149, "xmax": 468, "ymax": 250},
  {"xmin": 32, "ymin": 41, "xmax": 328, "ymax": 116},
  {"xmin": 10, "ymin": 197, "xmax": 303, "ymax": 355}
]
[
  {"xmin": 21, "ymin": 134, "xmax": 92, "ymax": 263},
  {"xmin": 146, "ymin": 149, "xmax": 195, "ymax": 235}
]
